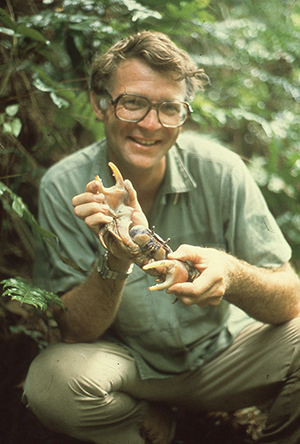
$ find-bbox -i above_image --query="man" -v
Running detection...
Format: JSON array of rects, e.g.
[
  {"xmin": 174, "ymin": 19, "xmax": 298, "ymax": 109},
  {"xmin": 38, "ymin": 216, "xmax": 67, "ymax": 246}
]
[{"xmin": 23, "ymin": 31, "xmax": 300, "ymax": 444}]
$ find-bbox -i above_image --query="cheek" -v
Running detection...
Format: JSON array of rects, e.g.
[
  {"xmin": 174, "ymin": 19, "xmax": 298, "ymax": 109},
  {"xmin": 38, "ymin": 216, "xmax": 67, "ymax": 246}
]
[
  {"xmin": 103, "ymin": 115, "xmax": 123, "ymax": 138},
  {"xmin": 104, "ymin": 121, "xmax": 129, "ymax": 155},
  {"xmin": 167, "ymin": 128, "xmax": 181, "ymax": 146}
]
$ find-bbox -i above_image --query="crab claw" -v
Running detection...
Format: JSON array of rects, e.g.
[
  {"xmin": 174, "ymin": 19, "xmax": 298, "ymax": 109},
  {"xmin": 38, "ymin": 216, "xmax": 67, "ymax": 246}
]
[
  {"xmin": 143, "ymin": 259, "xmax": 189, "ymax": 291},
  {"xmin": 95, "ymin": 162, "xmax": 129, "ymax": 212}
]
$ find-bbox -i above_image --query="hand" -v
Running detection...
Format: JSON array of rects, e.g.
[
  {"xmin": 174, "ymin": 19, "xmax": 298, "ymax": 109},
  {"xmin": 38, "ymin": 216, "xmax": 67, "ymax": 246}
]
[
  {"xmin": 72, "ymin": 178, "xmax": 148, "ymax": 237},
  {"xmin": 166, "ymin": 245, "xmax": 233, "ymax": 307},
  {"xmin": 72, "ymin": 179, "xmax": 113, "ymax": 237}
]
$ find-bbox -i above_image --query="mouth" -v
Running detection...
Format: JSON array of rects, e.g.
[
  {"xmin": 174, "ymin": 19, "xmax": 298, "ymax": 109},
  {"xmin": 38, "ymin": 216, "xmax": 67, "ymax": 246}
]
[{"xmin": 130, "ymin": 136, "xmax": 159, "ymax": 147}]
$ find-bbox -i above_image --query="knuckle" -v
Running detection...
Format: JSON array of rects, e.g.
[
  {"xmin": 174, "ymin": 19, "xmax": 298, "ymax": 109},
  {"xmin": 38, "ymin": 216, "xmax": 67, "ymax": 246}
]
[
  {"xmin": 182, "ymin": 297, "xmax": 193, "ymax": 306},
  {"xmin": 215, "ymin": 288, "xmax": 225, "ymax": 297}
]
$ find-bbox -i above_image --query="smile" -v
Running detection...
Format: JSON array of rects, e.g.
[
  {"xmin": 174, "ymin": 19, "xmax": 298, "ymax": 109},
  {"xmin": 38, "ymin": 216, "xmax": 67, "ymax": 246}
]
[{"xmin": 132, "ymin": 137, "xmax": 158, "ymax": 146}]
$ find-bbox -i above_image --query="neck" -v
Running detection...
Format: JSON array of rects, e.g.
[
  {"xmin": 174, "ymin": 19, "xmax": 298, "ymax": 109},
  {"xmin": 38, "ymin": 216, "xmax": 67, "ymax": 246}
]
[
  {"xmin": 108, "ymin": 158, "xmax": 166, "ymax": 220},
  {"xmin": 129, "ymin": 163, "xmax": 165, "ymax": 194}
]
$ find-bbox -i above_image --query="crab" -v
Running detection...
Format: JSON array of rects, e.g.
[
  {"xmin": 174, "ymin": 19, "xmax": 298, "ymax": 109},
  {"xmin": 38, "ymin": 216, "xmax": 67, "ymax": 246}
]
[{"xmin": 96, "ymin": 162, "xmax": 199, "ymax": 291}]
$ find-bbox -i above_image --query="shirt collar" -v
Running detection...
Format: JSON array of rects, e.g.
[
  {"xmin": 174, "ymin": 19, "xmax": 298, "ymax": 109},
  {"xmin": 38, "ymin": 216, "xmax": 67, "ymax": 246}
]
[
  {"xmin": 97, "ymin": 138, "xmax": 197, "ymax": 195},
  {"xmin": 163, "ymin": 143, "xmax": 197, "ymax": 195}
]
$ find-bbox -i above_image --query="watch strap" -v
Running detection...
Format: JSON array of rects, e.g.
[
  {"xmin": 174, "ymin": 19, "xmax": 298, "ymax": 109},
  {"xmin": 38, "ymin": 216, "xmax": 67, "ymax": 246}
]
[{"xmin": 97, "ymin": 252, "xmax": 133, "ymax": 280}]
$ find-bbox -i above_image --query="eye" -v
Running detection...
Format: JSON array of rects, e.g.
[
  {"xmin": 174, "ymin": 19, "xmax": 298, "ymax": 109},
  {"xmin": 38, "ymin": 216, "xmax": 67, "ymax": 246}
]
[
  {"xmin": 120, "ymin": 96, "xmax": 147, "ymax": 110},
  {"xmin": 161, "ymin": 101, "xmax": 182, "ymax": 115}
]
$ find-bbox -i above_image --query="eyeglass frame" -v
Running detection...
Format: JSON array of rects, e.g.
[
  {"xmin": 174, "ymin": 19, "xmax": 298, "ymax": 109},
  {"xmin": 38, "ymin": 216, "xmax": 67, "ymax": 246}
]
[{"xmin": 103, "ymin": 91, "xmax": 193, "ymax": 128}]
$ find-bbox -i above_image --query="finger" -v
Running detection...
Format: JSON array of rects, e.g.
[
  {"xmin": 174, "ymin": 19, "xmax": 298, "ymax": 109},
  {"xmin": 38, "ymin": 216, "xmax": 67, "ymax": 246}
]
[
  {"xmin": 167, "ymin": 268, "xmax": 214, "ymax": 295},
  {"xmin": 84, "ymin": 212, "xmax": 112, "ymax": 230},
  {"xmin": 86, "ymin": 179, "xmax": 103, "ymax": 194},
  {"xmin": 167, "ymin": 271, "xmax": 225, "ymax": 301},
  {"xmin": 168, "ymin": 245, "xmax": 205, "ymax": 264},
  {"xmin": 73, "ymin": 201, "xmax": 113, "ymax": 222},
  {"xmin": 168, "ymin": 283, "xmax": 223, "ymax": 307},
  {"xmin": 72, "ymin": 191, "xmax": 107, "ymax": 208},
  {"xmin": 166, "ymin": 281, "xmax": 195, "ymax": 296}
]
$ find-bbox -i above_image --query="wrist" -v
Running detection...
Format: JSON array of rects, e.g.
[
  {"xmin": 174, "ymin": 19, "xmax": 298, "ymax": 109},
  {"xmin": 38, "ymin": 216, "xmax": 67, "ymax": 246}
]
[
  {"xmin": 223, "ymin": 253, "xmax": 244, "ymax": 298},
  {"xmin": 97, "ymin": 251, "xmax": 133, "ymax": 280}
]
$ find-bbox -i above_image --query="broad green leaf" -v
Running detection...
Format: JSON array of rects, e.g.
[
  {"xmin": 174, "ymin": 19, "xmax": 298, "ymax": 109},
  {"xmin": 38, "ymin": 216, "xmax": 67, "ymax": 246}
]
[
  {"xmin": 32, "ymin": 68, "xmax": 75, "ymax": 101},
  {"xmin": 11, "ymin": 118, "xmax": 22, "ymax": 137},
  {"xmin": 3, "ymin": 122, "xmax": 14, "ymax": 134},
  {"xmin": 0, "ymin": 7, "xmax": 17, "ymax": 31},
  {"xmin": 50, "ymin": 92, "xmax": 70, "ymax": 108},
  {"xmin": 33, "ymin": 78, "xmax": 53, "ymax": 92},
  {"xmin": 1, "ymin": 278, "xmax": 64, "ymax": 311},
  {"xmin": 2, "ymin": 115, "xmax": 22, "ymax": 137},
  {"xmin": 16, "ymin": 24, "xmax": 48, "ymax": 43},
  {"xmin": 5, "ymin": 104, "xmax": 19, "ymax": 116},
  {"xmin": 0, "ymin": 27, "xmax": 17, "ymax": 36}
]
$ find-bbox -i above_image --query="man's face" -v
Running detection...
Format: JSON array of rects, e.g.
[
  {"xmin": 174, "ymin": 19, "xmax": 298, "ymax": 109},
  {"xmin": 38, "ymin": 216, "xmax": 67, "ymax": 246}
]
[{"xmin": 92, "ymin": 58, "xmax": 187, "ymax": 173}]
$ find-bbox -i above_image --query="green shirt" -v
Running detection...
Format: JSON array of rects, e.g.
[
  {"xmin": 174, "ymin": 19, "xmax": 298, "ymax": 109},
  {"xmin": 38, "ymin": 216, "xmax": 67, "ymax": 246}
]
[{"xmin": 33, "ymin": 133, "xmax": 291, "ymax": 379}]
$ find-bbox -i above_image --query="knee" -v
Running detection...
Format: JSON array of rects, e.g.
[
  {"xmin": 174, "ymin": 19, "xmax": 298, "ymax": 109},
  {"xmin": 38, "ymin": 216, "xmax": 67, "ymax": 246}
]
[
  {"xmin": 68, "ymin": 373, "xmax": 110, "ymax": 405},
  {"xmin": 22, "ymin": 342, "xmax": 127, "ymax": 433},
  {"xmin": 23, "ymin": 343, "xmax": 108, "ymax": 433}
]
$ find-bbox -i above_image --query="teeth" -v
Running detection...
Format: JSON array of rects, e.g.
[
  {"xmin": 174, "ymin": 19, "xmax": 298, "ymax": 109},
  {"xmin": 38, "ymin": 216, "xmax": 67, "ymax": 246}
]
[{"xmin": 134, "ymin": 138, "xmax": 156, "ymax": 146}]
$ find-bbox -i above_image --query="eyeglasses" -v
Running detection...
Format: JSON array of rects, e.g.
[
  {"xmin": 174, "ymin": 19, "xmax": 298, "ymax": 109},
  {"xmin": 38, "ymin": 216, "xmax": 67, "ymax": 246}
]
[{"xmin": 106, "ymin": 92, "xmax": 193, "ymax": 128}]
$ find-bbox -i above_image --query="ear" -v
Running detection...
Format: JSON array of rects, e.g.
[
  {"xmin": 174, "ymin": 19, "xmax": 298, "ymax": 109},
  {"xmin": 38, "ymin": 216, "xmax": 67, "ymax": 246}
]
[{"xmin": 90, "ymin": 91, "xmax": 105, "ymax": 121}]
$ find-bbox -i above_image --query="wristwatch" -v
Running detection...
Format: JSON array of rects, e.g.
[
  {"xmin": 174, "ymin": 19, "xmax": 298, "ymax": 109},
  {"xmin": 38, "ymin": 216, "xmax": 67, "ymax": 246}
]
[{"xmin": 97, "ymin": 251, "xmax": 133, "ymax": 280}]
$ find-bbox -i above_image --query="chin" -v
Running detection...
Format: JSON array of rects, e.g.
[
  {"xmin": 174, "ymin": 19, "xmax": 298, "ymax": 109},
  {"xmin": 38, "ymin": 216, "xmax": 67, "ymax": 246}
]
[{"xmin": 129, "ymin": 157, "xmax": 161, "ymax": 171}]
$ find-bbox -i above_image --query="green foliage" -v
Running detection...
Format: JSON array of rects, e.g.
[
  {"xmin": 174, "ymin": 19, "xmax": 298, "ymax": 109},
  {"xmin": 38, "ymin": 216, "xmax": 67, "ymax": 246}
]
[
  {"xmin": 0, "ymin": 180, "xmax": 57, "ymax": 243},
  {"xmin": 185, "ymin": 0, "xmax": 300, "ymax": 266},
  {"xmin": 0, "ymin": 105, "xmax": 22, "ymax": 137},
  {"xmin": 1, "ymin": 277, "xmax": 64, "ymax": 311},
  {"xmin": 0, "ymin": 181, "xmax": 64, "ymax": 312}
]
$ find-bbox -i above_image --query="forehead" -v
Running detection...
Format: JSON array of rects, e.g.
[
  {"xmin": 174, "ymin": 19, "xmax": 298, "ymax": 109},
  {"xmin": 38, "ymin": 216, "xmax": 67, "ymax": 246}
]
[{"xmin": 109, "ymin": 58, "xmax": 187, "ymax": 100}]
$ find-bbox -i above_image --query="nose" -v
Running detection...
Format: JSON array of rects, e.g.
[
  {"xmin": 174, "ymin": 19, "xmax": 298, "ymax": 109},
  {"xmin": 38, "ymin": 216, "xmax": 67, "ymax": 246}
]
[{"xmin": 137, "ymin": 108, "xmax": 162, "ymax": 130}]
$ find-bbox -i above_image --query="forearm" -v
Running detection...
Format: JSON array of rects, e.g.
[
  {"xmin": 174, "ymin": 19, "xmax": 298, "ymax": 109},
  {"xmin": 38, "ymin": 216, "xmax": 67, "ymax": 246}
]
[
  {"xmin": 225, "ymin": 257, "xmax": 300, "ymax": 324},
  {"xmin": 53, "ymin": 255, "xmax": 131, "ymax": 343},
  {"xmin": 168, "ymin": 246, "xmax": 300, "ymax": 324}
]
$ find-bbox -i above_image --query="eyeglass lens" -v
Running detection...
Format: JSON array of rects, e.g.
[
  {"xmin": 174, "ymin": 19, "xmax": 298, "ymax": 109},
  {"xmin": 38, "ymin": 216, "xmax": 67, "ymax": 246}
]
[{"xmin": 115, "ymin": 95, "xmax": 188, "ymax": 128}]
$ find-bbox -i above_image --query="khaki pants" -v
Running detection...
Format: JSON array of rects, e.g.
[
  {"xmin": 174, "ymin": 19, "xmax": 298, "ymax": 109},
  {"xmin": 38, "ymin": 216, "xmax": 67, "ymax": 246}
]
[{"xmin": 22, "ymin": 318, "xmax": 300, "ymax": 444}]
